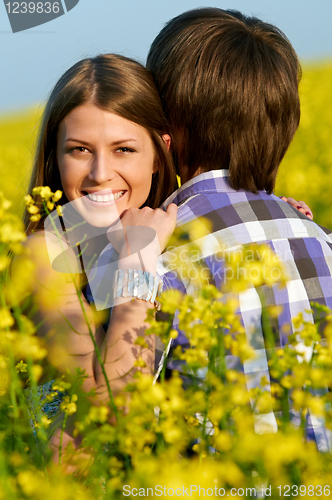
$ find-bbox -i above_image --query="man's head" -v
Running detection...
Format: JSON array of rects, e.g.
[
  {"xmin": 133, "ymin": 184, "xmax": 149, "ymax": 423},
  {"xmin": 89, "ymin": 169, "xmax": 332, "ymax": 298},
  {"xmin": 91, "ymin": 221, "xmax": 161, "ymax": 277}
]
[{"xmin": 147, "ymin": 8, "xmax": 301, "ymax": 193}]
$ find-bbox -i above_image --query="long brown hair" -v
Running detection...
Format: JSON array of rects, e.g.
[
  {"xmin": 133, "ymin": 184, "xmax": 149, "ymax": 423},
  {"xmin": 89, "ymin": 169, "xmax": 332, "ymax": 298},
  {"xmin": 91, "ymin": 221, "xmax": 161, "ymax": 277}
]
[
  {"xmin": 25, "ymin": 54, "xmax": 177, "ymax": 233},
  {"xmin": 147, "ymin": 8, "xmax": 301, "ymax": 193}
]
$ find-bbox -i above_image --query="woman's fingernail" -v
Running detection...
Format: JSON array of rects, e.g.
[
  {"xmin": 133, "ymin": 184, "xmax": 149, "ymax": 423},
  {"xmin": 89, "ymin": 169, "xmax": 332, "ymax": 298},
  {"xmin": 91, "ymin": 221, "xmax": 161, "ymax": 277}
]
[
  {"xmin": 305, "ymin": 212, "xmax": 311, "ymax": 216},
  {"xmin": 296, "ymin": 206, "xmax": 302, "ymax": 210}
]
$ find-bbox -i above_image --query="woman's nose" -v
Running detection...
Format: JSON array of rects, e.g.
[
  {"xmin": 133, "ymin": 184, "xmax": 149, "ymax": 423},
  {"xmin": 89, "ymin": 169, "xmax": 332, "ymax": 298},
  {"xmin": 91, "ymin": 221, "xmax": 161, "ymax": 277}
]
[{"xmin": 87, "ymin": 153, "xmax": 115, "ymax": 184}]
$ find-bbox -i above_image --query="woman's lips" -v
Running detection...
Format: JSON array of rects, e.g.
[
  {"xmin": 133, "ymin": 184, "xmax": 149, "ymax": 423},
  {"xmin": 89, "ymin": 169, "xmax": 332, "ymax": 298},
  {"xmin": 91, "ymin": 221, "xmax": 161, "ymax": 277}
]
[{"xmin": 81, "ymin": 190, "xmax": 127, "ymax": 206}]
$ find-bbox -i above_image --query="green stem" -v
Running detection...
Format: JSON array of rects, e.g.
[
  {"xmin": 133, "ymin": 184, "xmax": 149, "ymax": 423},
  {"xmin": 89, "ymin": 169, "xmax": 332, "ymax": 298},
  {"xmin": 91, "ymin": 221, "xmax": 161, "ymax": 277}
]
[
  {"xmin": 75, "ymin": 285, "xmax": 118, "ymax": 418},
  {"xmin": 58, "ymin": 412, "xmax": 68, "ymax": 466},
  {"xmin": 217, "ymin": 326, "xmax": 226, "ymax": 381},
  {"xmin": 281, "ymin": 388, "xmax": 290, "ymax": 431}
]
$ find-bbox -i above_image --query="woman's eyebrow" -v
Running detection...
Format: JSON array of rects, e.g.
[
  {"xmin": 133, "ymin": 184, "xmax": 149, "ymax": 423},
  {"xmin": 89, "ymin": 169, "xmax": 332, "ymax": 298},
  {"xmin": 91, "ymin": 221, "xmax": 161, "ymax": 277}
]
[
  {"xmin": 111, "ymin": 139, "xmax": 137, "ymax": 145},
  {"xmin": 65, "ymin": 138, "xmax": 91, "ymax": 145},
  {"xmin": 64, "ymin": 138, "xmax": 137, "ymax": 145}
]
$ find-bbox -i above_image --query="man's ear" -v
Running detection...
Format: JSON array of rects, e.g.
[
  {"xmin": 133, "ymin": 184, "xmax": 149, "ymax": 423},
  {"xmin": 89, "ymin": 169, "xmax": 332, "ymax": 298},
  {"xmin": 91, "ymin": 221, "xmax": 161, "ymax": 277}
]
[{"xmin": 162, "ymin": 134, "xmax": 171, "ymax": 151}]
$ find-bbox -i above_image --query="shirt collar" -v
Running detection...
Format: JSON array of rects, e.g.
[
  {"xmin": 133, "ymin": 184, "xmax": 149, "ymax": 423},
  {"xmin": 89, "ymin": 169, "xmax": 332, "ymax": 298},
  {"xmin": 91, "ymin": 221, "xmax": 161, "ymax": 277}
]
[{"xmin": 161, "ymin": 169, "xmax": 231, "ymax": 209}]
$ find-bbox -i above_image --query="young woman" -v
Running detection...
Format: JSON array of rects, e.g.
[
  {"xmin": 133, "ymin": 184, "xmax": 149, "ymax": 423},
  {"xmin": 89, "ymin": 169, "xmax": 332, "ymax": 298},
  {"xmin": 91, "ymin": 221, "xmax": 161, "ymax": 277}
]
[{"xmin": 21, "ymin": 54, "xmax": 178, "ymax": 456}]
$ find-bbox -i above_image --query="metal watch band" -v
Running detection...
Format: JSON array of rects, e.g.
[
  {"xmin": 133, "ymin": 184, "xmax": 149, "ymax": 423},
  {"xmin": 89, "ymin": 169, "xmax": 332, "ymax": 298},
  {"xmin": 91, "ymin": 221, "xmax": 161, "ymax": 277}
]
[{"xmin": 113, "ymin": 269, "xmax": 163, "ymax": 308}]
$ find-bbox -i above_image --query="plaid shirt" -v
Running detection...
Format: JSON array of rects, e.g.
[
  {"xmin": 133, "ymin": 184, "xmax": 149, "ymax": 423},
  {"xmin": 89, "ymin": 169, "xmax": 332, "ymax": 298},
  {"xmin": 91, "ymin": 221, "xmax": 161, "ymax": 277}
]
[
  {"xmin": 88, "ymin": 169, "xmax": 332, "ymax": 450},
  {"xmin": 158, "ymin": 170, "xmax": 332, "ymax": 450}
]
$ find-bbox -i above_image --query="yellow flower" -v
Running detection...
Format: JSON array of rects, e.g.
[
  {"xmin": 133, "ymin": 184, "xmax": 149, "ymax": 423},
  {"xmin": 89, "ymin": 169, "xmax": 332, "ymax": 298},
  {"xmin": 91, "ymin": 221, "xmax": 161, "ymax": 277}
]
[
  {"xmin": 56, "ymin": 205, "xmax": 63, "ymax": 216},
  {"xmin": 5, "ymin": 255, "xmax": 36, "ymax": 303},
  {"xmin": 0, "ymin": 223, "xmax": 26, "ymax": 244},
  {"xmin": 170, "ymin": 329, "xmax": 178, "ymax": 339},
  {"xmin": 30, "ymin": 213, "xmax": 41, "ymax": 222},
  {"xmin": 134, "ymin": 357, "xmax": 147, "ymax": 368},
  {"xmin": 60, "ymin": 394, "xmax": 78, "ymax": 416},
  {"xmin": 223, "ymin": 243, "xmax": 288, "ymax": 292},
  {"xmin": 52, "ymin": 378, "xmax": 71, "ymax": 392},
  {"xmin": 9, "ymin": 453, "xmax": 24, "ymax": 467},
  {"xmin": 214, "ymin": 430, "xmax": 232, "ymax": 452},
  {"xmin": 27, "ymin": 204, "xmax": 39, "ymax": 214},
  {"xmin": 0, "ymin": 193, "xmax": 12, "ymax": 214},
  {"xmin": 0, "ymin": 355, "xmax": 10, "ymax": 396},
  {"xmin": 52, "ymin": 190, "xmax": 63, "ymax": 202},
  {"xmin": 31, "ymin": 364, "xmax": 43, "ymax": 382},
  {"xmin": 0, "ymin": 308, "xmax": 15, "ymax": 329},
  {"xmin": 41, "ymin": 415, "xmax": 52, "ymax": 428},
  {"xmin": 134, "ymin": 337, "xmax": 149, "ymax": 348},
  {"xmin": 292, "ymin": 312, "xmax": 304, "ymax": 330},
  {"xmin": 292, "ymin": 388, "xmax": 306, "ymax": 409},
  {"xmin": 280, "ymin": 375, "xmax": 293, "ymax": 389},
  {"xmin": 32, "ymin": 186, "xmax": 52, "ymax": 200},
  {"xmin": 88, "ymin": 405, "xmax": 109, "ymax": 423},
  {"xmin": 307, "ymin": 396, "xmax": 324, "ymax": 417},
  {"xmin": 159, "ymin": 289, "xmax": 184, "ymax": 315},
  {"xmin": 0, "ymin": 254, "xmax": 10, "ymax": 271},
  {"xmin": 187, "ymin": 217, "xmax": 213, "ymax": 241},
  {"xmin": 24, "ymin": 194, "xmax": 34, "ymax": 206},
  {"xmin": 17, "ymin": 470, "xmax": 40, "ymax": 496},
  {"xmin": 15, "ymin": 360, "xmax": 27, "ymax": 373}
]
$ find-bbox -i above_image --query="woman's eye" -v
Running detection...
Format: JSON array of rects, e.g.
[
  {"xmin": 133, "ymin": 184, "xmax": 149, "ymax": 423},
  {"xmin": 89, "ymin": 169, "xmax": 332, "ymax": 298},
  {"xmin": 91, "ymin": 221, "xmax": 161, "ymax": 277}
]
[
  {"xmin": 67, "ymin": 146, "xmax": 89, "ymax": 154},
  {"xmin": 116, "ymin": 147, "xmax": 135, "ymax": 153},
  {"xmin": 73, "ymin": 146, "xmax": 89, "ymax": 153}
]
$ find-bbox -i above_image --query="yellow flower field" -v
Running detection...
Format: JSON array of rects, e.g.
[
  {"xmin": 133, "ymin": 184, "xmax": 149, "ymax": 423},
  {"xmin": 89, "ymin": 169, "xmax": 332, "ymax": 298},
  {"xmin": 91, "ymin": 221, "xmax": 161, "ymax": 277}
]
[
  {"xmin": 0, "ymin": 106, "xmax": 42, "ymax": 218},
  {"xmin": 276, "ymin": 61, "xmax": 332, "ymax": 229},
  {"xmin": 1, "ymin": 190, "xmax": 332, "ymax": 498}
]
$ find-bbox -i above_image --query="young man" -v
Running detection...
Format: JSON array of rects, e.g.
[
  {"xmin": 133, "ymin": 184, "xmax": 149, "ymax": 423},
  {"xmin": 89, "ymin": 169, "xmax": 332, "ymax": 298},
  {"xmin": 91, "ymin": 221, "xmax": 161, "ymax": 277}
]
[{"xmin": 146, "ymin": 8, "xmax": 332, "ymax": 449}]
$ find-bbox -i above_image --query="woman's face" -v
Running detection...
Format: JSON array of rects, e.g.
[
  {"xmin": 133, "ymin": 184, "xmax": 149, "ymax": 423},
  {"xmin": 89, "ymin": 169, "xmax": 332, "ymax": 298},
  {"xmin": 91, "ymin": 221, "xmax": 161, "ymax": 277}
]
[{"xmin": 56, "ymin": 103, "xmax": 158, "ymax": 227}]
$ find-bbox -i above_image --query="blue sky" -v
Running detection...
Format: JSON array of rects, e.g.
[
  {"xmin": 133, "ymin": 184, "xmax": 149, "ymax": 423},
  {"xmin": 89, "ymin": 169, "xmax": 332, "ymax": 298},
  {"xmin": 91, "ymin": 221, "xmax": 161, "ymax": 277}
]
[{"xmin": 1, "ymin": 0, "xmax": 332, "ymax": 113}]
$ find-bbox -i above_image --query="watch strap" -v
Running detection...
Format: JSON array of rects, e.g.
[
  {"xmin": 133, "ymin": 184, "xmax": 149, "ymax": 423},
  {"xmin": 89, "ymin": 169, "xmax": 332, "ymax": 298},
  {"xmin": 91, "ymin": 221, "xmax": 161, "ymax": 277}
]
[{"xmin": 113, "ymin": 269, "xmax": 163, "ymax": 308}]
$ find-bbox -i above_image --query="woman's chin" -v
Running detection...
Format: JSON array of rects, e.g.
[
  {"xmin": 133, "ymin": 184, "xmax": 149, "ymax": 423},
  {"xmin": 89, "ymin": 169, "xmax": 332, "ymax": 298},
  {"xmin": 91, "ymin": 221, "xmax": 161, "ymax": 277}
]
[
  {"xmin": 71, "ymin": 197, "xmax": 122, "ymax": 228},
  {"xmin": 79, "ymin": 211, "xmax": 120, "ymax": 228}
]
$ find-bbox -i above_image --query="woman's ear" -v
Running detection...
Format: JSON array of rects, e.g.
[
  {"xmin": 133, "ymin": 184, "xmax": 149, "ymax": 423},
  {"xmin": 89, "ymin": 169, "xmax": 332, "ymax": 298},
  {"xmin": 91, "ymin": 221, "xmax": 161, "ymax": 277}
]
[
  {"xmin": 152, "ymin": 159, "xmax": 159, "ymax": 174},
  {"xmin": 162, "ymin": 134, "xmax": 171, "ymax": 151}
]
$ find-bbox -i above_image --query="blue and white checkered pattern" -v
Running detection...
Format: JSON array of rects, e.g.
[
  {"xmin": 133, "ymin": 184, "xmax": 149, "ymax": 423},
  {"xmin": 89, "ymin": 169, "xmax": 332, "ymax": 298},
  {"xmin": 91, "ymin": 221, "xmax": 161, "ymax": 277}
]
[{"xmin": 158, "ymin": 170, "xmax": 332, "ymax": 450}]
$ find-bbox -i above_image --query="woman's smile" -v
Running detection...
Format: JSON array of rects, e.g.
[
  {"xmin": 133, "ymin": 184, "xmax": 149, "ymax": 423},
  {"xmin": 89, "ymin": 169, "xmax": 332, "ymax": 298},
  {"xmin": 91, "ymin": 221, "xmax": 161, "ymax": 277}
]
[{"xmin": 82, "ymin": 189, "xmax": 127, "ymax": 204}]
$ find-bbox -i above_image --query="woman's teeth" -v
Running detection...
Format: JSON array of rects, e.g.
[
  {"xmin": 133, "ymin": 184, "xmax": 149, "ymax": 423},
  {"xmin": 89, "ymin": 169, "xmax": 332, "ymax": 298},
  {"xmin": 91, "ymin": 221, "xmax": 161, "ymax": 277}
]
[{"xmin": 86, "ymin": 191, "xmax": 125, "ymax": 202}]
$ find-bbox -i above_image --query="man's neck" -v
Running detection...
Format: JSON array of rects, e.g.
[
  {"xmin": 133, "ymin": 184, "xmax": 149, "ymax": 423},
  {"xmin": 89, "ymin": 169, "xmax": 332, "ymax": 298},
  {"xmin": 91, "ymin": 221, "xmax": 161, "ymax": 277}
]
[{"xmin": 179, "ymin": 165, "xmax": 204, "ymax": 184}]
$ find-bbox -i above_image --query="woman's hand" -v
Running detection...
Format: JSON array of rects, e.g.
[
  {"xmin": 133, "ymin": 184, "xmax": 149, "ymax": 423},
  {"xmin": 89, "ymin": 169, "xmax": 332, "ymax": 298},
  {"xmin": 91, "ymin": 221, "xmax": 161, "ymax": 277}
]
[
  {"xmin": 280, "ymin": 196, "xmax": 313, "ymax": 220},
  {"xmin": 107, "ymin": 203, "xmax": 178, "ymax": 261}
]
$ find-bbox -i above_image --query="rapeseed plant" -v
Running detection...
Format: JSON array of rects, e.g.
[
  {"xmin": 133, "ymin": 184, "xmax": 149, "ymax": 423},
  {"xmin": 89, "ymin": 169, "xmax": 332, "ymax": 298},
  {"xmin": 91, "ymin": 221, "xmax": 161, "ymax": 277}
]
[
  {"xmin": 1, "ymin": 58, "xmax": 332, "ymax": 496},
  {"xmin": 1, "ymin": 192, "xmax": 332, "ymax": 498}
]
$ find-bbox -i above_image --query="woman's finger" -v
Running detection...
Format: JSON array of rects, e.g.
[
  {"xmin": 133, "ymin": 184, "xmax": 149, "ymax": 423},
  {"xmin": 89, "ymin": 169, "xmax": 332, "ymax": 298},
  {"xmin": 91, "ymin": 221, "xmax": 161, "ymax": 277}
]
[
  {"xmin": 165, "ymin": 203, "xmax": 178, "ymax": 221},
  {"xmin": 280, "ymin": 196, "xmax": 313, "ymax": 220},
  {"xmin": 296, "ymin": 201, "xmax": 313, "ymax": 220}
]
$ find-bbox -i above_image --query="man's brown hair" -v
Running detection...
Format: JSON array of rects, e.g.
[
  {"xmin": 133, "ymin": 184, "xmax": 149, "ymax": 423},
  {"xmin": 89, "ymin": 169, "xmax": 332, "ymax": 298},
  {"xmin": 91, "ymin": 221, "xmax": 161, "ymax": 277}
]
[{"xmin": 147, "ymin": 8, "xmax": 301, "ymax": 193}]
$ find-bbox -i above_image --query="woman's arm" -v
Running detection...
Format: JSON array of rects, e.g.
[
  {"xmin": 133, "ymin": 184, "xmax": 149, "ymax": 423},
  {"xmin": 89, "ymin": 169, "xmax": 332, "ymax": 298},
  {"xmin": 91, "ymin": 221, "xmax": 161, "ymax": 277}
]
[
  {"xmin": 16, "ymin": 231, "xmax": 101, "ymax": 395},
  {"xmin": 94, "ymin": 204, "xmax": 178, "ymax": 401}
]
